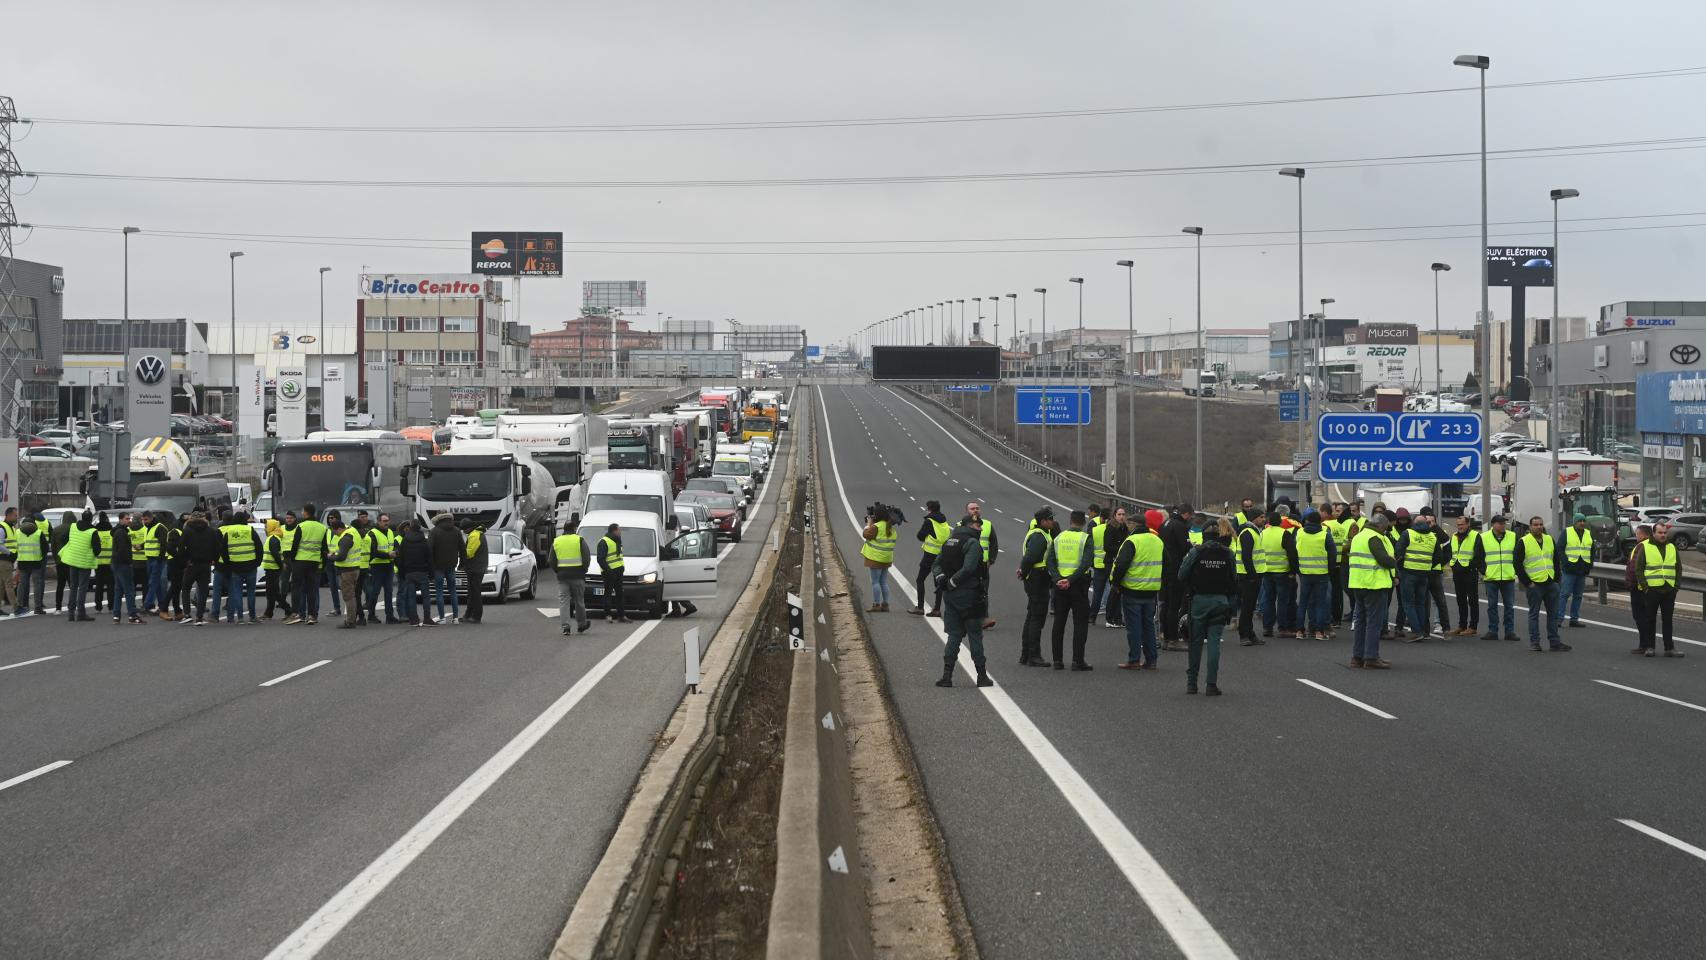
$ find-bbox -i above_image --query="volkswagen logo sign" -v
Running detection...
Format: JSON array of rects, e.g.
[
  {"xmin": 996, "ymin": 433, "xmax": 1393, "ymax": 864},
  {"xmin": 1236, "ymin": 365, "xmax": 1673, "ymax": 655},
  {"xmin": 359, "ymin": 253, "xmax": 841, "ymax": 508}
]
[
  {"xmin": 279, "ymin": 377, "xmax": 304, "ymax": 401},
  {"xmin": 134, "ymin": 354, "xmax": 167, "ymax": 385},
  {"xmin": 1672, "ymin": 344, "xmax": 1701, "ymax": 365}
]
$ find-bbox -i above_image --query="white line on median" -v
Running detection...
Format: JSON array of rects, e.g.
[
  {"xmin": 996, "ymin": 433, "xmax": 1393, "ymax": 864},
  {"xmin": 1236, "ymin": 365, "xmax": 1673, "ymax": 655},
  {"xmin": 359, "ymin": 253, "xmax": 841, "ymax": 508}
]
[
  {"xmin": 816, "ymin": 386, "xmax": 1238, "ymax": 960},
  {"xmin": 263, "ymin": 619, "xmax": 662, "ymax": 960},
  {"xmin": 260, "ymin": 660, "xmax": 333, "ymax": 688},
  {"xmin": 0, "ymin": 655, "xmax": 61, "ymax": 673},
  {"xmin": 1618, "ymin": 819, "xmax": 1706, "ymax": 862},
  {"xmin": 0, "ymin": 760, "xmax": 72, "ymax": 793},
  {"xmin": 1592, "ymin": 679, "xmax": 1706, "ymax": 714},
  {"xmin": 1296, "ymin": 679, "xmax": 1397, "ymax": 719}
]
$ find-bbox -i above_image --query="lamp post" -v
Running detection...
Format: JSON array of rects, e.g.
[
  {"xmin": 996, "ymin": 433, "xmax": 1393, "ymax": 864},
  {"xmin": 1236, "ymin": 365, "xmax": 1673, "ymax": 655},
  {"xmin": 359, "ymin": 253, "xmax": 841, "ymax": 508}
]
[
  {"xmin": 228, "ymin": 251, "xmax": 244, "ymax": 455},
  {"xmin": 317, "ymin": 267, "xmax": 331, "ymax": 427},
  {"xmin": 1117, "ymin": 259, "xmax": 1135, "ymax": 495},
  {"xmin": 957, "ymin": 299, "xmax": 965, "ymax": 344},
  {"xmin": 1004, "ymin": 292, "xmax": 1017, "ymax": 359},
  {"xmin": 1455, "ymin": 53, "xmax": 1492, "ymax": 522},
  {"xmin": 1431, "ymin": 263, "xmax": 1451, "ymax": 395},
  {"xmin": 1279, "ymin": 167, "xmax": 1308, "ymax": 501},
  {"xmin": 1034, "ymin": 287, "xmax": 1048, "ymax": 463},
  {"xmin": 1069, "ymin": 277, "xmax": 1085, "ymax": 470},
  {"xmin": 121, "ymin": 227, "xmax": 139, "ymax": 418},
  {"xmin": 1183, "ymin": 228, "xmax": 1204, "ymax": 506},
  {"xmin": 1317, "ymin": 297, "xmax": 1334, "ymax": 422},
  {"xmin": 1550, "ymin": 187, "xmax": 1579, "ymax": 532}
]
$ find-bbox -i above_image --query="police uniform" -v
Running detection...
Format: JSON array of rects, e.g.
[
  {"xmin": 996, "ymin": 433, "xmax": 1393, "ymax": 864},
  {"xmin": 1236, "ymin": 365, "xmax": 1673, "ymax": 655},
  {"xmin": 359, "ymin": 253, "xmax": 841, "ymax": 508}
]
[
  {"xmin": 932, "ymin": 522, "xmax": 991, "ymax": 687},
  {"xmin": 1181, "ymin": 535, "xmax": 1236, "ymax": 692},
  {"xmin": 1017, "ymin": 519, "xmax": 1054, "ymax": 667}
]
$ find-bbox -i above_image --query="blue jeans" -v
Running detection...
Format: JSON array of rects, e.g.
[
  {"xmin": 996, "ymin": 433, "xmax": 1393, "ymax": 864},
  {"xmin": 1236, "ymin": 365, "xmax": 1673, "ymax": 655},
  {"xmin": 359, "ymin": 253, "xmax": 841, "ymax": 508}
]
[
  {"xmin": 1121, "ymin": 593, "xmax": 1158, "ymax": 665},
  {"xmin": 222, "ymin": 568, "xmax": 256, "ymax": 620},
  {"xmin": 366, "ymin": 566, "xmax": 396, "ymax": 619},
  {"xmin": 1297, "ymin": 574, "xmax": 1331, "ymax": 633},
  {"xmin": 1526, "ymin": 581, "xmax": 1562, "ymax": 647},
  {"xmin": 431, "ymin": 567, "xmax": 460, "ymax": 618},
  {"xmin": 143, "ymin": 557, "xmax": 169, "ymax": 610},
  {"xmin": 399, "ymin": 571, "xmax": 429, "ymax": 621},
  {"xmin": 866, "ymin": 566, "xmax": 891, "ymax": 606},
  {"xmin": 111, "ymin": 564, "xmax": 138, "ymax": 617},
  {"xmin": 1559, "ymin": 570, "xmax": 1587, "ymax": 622},
  {"xmin": 1400, "ymin": 570, "xmax": 1433, "ymax": 638},
  {"xmin": 17, "ymin": 565, "xmax": 45, "ymax": 612},
  {"xmin": 209, "ymin": 570, "xmax": 226, "ymax": 620},
  {"xmin": 1088, "ymin": 568, "xmax": 1110, "ymax": 622},
  {"xmin": 1259, "ymin": 574, "xmax": 1297, "ymax": 632},
  {"xmin": 1352, "ymin": 588, "xmax": 1390, "ymax": 660},
  {"xmin": 1484, "ymin": 579, "xmax": 1517, "ymax": 636},
  {"xmin": 323, "ymin": 565, "xmax": 343, "ymax": 613}
]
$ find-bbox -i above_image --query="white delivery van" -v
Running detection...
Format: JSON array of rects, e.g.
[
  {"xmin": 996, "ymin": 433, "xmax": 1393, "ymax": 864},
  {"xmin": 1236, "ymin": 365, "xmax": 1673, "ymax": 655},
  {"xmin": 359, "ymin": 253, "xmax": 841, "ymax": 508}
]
[
  {"xmin": 712, "ymin": 454, "xmax": 756, "ymax": 497},
  {"xmin": 583, "ymin": 469, "xmax": 675, "ymax": 528},
  {"xmin": 580, "ymin": 509, "xmax": 721, "ymax": 619}
]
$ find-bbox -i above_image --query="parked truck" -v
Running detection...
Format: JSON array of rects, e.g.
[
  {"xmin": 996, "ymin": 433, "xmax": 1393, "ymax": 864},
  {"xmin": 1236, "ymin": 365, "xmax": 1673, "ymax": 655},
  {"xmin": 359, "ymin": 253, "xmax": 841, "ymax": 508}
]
[
  {"xmin": 402, "ymin": 443, "xmax": 557, "ymax": 559},
  {"xmin": 1182, "ymin": 369, "xmax": 1218, "ymax": 398},
  {"xmin": 85, "ymin": 436, "xmax": 195, "ymax": 510},
  {"xmin": 605, "ymin": 419, "xmax": 685, "ymax": 491},
  {"xmin": 1506, "ymin": 450, "xmax": 1622, "ymax": 559},
  {"xmin": 493, "ymin": 413, "xmax": 608, "ymax": 526},
  {"xmin": 1326, "ymin": 370, "xmax": 1363, "ymax": 403}
]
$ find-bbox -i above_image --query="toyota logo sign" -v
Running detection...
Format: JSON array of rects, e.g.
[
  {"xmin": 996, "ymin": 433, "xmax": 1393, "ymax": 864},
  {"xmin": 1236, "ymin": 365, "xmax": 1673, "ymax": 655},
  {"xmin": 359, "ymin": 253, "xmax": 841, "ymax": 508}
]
[
  {"xmin": 134, "ymin": 355, "xmax": 167, "ymax": 385},
  {"xmin": 1673, "ymin": 344, "xmax": 1702, "ymax": 365}
]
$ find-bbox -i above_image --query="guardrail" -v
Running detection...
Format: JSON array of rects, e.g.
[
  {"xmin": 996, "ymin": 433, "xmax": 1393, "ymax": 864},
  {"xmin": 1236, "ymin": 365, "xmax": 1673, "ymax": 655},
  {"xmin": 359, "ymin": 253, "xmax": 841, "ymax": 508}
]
[{"xmin": 1589, "ymin": 560, "xmax": 1706, "ymax": 616}]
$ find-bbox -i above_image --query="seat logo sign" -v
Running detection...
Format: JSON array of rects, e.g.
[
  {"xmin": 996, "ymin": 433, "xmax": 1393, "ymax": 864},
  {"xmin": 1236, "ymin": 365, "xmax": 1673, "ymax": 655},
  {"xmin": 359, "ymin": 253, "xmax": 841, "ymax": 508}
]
[
  {"xmin": 134, "ymin": 355, "xmax": 167, "ymax": 385},
  {"xmin": 1672, "ymin": 344, "xmax": 1701, "ymax": 365},
  {"xmin": 279, "ymin": 377, "xmax": 304, "ymax": 401}
]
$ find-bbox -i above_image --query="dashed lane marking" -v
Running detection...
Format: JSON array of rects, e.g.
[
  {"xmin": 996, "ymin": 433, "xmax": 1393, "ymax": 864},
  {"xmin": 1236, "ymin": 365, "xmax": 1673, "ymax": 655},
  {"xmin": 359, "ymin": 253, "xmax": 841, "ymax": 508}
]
[
  {"xmin": 260, "ymin": 660, "xmax": 334, "ymax": 688},
  {"xmin": 1296, "ymin": 679, "xmax": 1397, "ymax": 719},
  {"xmin": 0, "ymin": 655, "xmax": 61, "ymax": 673},
  {"xmin": 1592, "ymin": 679, "xmax": 1706, "ymax": 715},
  {"xmin": 1618, "ymin": 819, "xmax": 1706, "ymax": 863},
  {"xmin": 0, "ymin": 760, "xmax": 73, "ymax": 793}
]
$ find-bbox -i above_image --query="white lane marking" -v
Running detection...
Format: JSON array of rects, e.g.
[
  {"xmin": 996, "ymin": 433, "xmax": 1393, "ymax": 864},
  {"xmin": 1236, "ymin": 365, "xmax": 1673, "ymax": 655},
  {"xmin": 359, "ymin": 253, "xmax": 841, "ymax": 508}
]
[
  {"xmin": 1296, "ymin": 679, "xmax": 1397, "ymax": 720},
  {"xmin": 260, "ymin": 660, "xmax": 334, "ymax": 688},
  {"xmin": 881, "ymin": 386, "xmax": 1069, "ymax": 511},
  {"xmin": 263, "ymin": 619, "xmax": 662, "ymax": 959},
  {"xmin": 538, "ymin": 607, "xmax": 561, "ymax": 618},
  {"xmin": 0, "ymin": 655, "xmax": 61, "ymax": 673},
  {"xmin": 816, "ymin": 386, "xmax": 1237, "ymax": 960},
  {"xmin": 1592, "ymin": 680, "xmax": 1706, "ymax": 714},
  {"xmin": 0, "ymin": 760, "xmax": 73, "ymax": 793},
  {"xmin": 1618, "ymin": 819, "xmax": 1706, "ymax": 862},
  {"xmin": 1444, "ymin": 590, "xmax": 1706, "ymax": 647}
]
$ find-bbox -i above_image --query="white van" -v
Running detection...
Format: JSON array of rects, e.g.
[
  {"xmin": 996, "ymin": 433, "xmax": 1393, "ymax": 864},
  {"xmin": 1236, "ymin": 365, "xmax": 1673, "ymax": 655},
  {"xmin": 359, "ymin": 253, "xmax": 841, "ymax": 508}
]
[
  {"xmin": 712, "ymin": 454, "xmax": 756, "ymax": 497},
  {"xmin": 580, "ymin": 509, "xmax": 721, "ymax": 619},
  {"xmin": 583, "ymin": 469, "xmax": 674, "ymax": 528}
]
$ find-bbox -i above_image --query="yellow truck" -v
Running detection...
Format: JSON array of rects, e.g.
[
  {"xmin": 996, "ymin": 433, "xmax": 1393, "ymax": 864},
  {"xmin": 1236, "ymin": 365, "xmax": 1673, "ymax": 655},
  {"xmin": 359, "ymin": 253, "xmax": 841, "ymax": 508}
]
[{"xmin": 740, "ymin": 404, "xmax": 778, "ymax": 444}]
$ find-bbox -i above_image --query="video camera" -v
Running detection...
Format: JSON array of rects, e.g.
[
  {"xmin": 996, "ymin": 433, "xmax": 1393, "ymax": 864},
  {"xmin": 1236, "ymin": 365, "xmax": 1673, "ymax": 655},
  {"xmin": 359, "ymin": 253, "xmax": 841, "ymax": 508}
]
[{"xmin": 866, "ymin": 501, "xmax": 906, "ymax": 525}]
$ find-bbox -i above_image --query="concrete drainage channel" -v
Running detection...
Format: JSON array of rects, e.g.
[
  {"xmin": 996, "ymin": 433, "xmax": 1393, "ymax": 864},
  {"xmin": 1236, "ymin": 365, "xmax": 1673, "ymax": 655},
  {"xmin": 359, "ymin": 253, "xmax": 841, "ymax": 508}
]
[{"xmin": 553, "ymin": 384, "xmax": 969, "ymax": 959}]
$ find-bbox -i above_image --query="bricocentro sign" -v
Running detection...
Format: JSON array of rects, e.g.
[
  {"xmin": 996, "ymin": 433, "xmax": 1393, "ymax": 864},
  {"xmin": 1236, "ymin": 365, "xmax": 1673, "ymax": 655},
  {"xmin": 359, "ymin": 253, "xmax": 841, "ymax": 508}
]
[{"xmin": 363, "ymin": 275, "xmax": 486, "ymax": 297}]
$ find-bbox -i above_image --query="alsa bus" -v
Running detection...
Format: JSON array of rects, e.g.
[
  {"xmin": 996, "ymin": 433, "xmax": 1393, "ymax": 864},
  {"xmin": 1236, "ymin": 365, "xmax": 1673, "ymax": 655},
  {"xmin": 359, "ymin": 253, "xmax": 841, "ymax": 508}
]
[{"xmin": 266, "ymin": 431, "xmax": 418, "ymax": 520}]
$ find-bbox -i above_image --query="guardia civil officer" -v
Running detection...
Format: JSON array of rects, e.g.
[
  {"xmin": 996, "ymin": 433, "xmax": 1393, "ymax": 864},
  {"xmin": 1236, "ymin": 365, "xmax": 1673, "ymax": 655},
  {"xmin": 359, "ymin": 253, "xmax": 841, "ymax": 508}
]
[{"xmin": 933, "ymin": 516, "xmax": 993, "ymax": 689}]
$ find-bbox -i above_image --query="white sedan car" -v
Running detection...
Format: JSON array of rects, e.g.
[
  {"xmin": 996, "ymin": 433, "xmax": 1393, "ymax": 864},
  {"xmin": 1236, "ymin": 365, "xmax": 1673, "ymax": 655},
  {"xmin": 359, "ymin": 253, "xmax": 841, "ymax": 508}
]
[
  {"xmin": 473, "ymin": 530, "xmax": 539, "ymax": 602},
  {"xmin": 20, "ymin": 446, "xmax": 92, "ymax": 462}
]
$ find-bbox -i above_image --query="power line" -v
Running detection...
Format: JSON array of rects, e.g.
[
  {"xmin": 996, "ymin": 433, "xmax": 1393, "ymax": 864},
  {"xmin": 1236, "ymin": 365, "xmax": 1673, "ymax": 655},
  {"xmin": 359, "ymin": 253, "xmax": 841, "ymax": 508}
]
[
  {"xmin": 20, "ymin": 66, "xmax": 1706, "ymax": 135},
  {"xmin": 24, "ymin": 135, "xmax": 1706, "ymax": 190}
]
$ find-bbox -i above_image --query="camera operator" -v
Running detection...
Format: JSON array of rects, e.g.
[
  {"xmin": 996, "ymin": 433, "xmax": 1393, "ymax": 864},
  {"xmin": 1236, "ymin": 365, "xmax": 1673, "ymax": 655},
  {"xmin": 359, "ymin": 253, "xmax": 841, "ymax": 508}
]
[{"xmin": 861, "ymin": 502, "xmax": 898, "ymax": 612}]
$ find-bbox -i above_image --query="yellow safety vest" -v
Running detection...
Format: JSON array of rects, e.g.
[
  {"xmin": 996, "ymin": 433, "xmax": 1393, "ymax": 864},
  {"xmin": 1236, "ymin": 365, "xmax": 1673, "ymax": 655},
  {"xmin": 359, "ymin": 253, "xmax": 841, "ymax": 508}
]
[
  {"xmin": 368, "ymin": 528, "xmax": 398, "ymax": 566},
  {"xmin": 464, "ymin": 528, "xmax": 483, "ymax": 560},
  {"xmin": 1259, "ymin": 525, "xmax": 1291, "ymax": 574},
  {"xmin": 94, "ymin": 529, "xmax": 114, "ymax": 567},
  {"xmin": 1642, "ymin": 541, "xmax": 1678, "ymax": 590},
  {"xmin": 1236, "ymin": 526, "xmax": 1263, "ymax": 576},
  {"xmin": 599, "ymin": 536, "xmax": 626, "ymax": 571},
  {"xmin": 333, "ymin": 528, "xmax": 367, "ymax": 569},
  {"xmin": 1090, "ymin": 519, "xmax": 1109, "ymax": 570},
  {"xmin": 1188, "ymin": 529, "xmax": 1204, "ymax": 546},
  {"xmin": 295, "ymin": 520, "xmax": 327, "ymax": 563},
  {"xmin": 1117, "ymin": 533, "xmax": 1164, "ymax": 592},
  {"xmin": 262, "ymin": 534, "xmax": 282, "ymax": 571},
  {"xmin": 921, "ymin": 519, "xmax": 950, "ymax": 556},
  {"xmin": 60, "ymin": 525, "xmax": 97, "ymax": 569},
  {"xmin": 1480, "ymin": 531, "xmax": 1516, "ymax": 581},
  {"xmin": 860, "ymin": 521, "xmax": 895, "ymax": 565},
  {"xmin": 280, "ymin": 525, "xmax": 298, "ymax": 556},
  {"xmin": 1347, "ymin": 528, "xmax": 1394, "ymax": 590},
  {"xmin": 1564, "ymin": 527, "xmax": 1593, "ymax": 564},
  {"xmin": 128, "ymin": 526, "xmax": 147, "ymax": 560},
  {"xmin": 0, "ymin": 520, "xmax": 14, "ymax": 554},
  {"xmin": 142, "ymin": 522, "xmax": 165, "ymax": 559},
  {"xmin": 1521, "ymin": 533, "xmax": 1556, "ymax": 583},
  {"xmin": 1452, "ymin": 532, "xmax": 1478, "ymax": 568},
  {"xmin": 1295, "ymin": 528, "xmax": 1330, "ymax": 575},
  {"xmin": 1024, "ymin": 525, "xmax": 1052, "ymax": 570},
  {"xmin": 220, "ymin": 524, "xmax": 257, "ymax": 564},
  {"xmin": 976, "ymin": 518, "xmax": 993, "ymax": 564},
  {"xmin": 553, "ymin": 533, "xmax": 587, "ymax": 571},
  {"xmin": 1052, "ymin": 529, "xmax": 1089, "ymax": 578},
  {"xmin": 15, "ymin": 528, "xmax": 45, "ymax": 563},
  {"xmin": 1403, "ymin": 530, "xmax": 1438, "ymax": 572}
]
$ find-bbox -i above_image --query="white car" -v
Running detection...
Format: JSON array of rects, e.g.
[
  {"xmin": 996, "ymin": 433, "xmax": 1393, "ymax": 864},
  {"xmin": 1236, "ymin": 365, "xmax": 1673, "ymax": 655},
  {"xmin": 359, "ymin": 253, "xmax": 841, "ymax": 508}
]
[
  {"xmin": 19, "ymin": 446, "xmax": 91, "ymax": 462},
  {"xmin": 712, "ymin": 454, "xmax": 756, "ymax": 496},
  {"xmin": 37, "ymin": 428, "xmax": 91, "ymax": 451},
  {"xmin": 457, "ymin": 530, "xmax": 538, "ymax": 602},
  {"xmin": 1491, "ymin": 440, "xmax": 1544, "ymax": 465}
]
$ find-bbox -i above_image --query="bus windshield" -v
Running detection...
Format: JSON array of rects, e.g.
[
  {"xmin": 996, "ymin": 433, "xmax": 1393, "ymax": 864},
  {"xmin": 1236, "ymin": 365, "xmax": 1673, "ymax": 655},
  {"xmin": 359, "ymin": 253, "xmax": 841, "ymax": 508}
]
[{"xmin": 275, "ymin": 446, "xmax": 377, "ymax": 509}]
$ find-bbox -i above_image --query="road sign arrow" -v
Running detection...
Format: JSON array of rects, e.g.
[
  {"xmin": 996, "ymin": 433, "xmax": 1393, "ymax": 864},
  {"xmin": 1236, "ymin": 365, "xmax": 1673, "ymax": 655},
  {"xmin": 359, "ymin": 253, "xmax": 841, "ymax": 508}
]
[{"xmin": 1454, "ymin": 455, "xmax": 1473, "ymax": 474}]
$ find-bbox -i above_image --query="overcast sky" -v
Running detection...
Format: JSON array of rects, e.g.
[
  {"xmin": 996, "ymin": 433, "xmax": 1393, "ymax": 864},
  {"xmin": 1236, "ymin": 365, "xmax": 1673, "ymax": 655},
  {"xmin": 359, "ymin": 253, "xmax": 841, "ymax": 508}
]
[{"xmin": 8, "ymin": 0, "xmax": 1706, "ymax": 353}]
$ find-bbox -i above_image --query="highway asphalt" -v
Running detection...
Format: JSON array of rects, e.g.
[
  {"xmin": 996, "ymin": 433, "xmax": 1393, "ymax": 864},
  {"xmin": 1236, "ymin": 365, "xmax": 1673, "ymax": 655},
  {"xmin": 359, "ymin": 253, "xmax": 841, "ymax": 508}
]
[
  {"xmin": 815, "ymin": 382, "xmax": 1706, "ymax": 960},
  {"xmin": 0, "ymin": 436, "xmax": 790, "ymax": 960}
]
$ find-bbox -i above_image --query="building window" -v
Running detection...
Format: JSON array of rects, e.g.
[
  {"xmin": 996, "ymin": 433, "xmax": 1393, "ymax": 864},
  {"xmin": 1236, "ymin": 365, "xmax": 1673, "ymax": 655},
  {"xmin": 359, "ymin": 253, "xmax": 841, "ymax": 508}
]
[
  {"xmin": 365, "ymin": 349, "xmax": 389, "ymax": 364},
  {"xmin": 442, "ymin": 316, "xmax": 476, "ymax": 333},
  {"xmin": 404, "ymin": 350, "xmax": 438, "ymax": 365},
  {"xmin": 403, "ymin": 316, "xmax": 438, "ymax": 332},
  {"xmin": 487, "ymin": 351, "xmax": 498, "ymax": 364},
  {"xmin": 443, "ymin": 350, "xmax": 477, "ymax": 365},
  {"xmin": 365, "ymin": 315, "xmax": 398, "ymax": 332}
]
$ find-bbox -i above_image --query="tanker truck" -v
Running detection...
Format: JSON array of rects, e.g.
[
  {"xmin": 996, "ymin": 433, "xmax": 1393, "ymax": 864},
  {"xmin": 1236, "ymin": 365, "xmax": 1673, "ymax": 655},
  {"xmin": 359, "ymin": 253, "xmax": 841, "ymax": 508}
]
[{"xmin": 401, "ymin": 440, "xmax": 556, "ymax": 559}]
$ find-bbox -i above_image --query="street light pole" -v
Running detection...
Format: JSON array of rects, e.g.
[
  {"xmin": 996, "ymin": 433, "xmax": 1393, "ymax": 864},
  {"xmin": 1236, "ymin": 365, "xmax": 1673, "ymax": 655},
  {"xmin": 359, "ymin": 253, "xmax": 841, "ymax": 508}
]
[
  {"xmin": 1279, "ymin": 167, "xmax": 1308, "ymax": 501},
  {"xmin": 1318, "ymin": 296, "xmax": 1334, "ymax": 430},
  {"xmin": 1456, "ymin": 53, "xmax": 1492, "ymax": 522},
  {"xmin": 1550, "ymin": 188, "xmax": 1579, "ymax": 533},
  {"xmin": 121, "ymin": 227, "xmax": 139, "ymax": 420},
  {"xmin": 1069, "ymin": 277, "xmax": 1085, "ymax": 471},
  {"xmin": 1117, "ymin": 260, "xmax": 1134, "ymax": 495},
  {"xmin": 1035, "ymin": 287, "xmax": 1048, "ymax": 463},
  {"xmin": 1431, "ymin": 263, "xmax": 1451, "ymax": 396},
  {"xmin": 228, "ymin": 251, "xmax": 244, "ymax": 456},
  {"xmin": 318, "ymin": 267, "xmax": 330, "ymax": 428},
  {"xmin": 1180, "ymin": 228, "xmax": 1207, "ymax": 508}
]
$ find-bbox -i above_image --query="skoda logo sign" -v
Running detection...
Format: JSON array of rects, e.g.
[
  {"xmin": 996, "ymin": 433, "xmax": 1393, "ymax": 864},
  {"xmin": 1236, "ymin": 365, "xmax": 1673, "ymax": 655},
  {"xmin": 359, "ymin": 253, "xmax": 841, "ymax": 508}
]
[
  {"xmin": 134, "ymin": 355, "xmax": 167, "ymax": 385},
  {"xmin": 1672, "ymin": 344, "xmax": 1701, "ymax": 365},
  {"xmin": 279, "ymin": 378, "xmax": 304, "ymax": 401}
]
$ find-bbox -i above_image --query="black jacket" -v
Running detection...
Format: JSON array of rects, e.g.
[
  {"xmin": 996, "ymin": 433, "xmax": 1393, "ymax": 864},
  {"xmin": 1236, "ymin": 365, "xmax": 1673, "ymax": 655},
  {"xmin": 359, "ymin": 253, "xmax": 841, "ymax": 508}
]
[
  {"xmin": 109, "ymin": 524, "xmax": 135, "ymax": 565},
  {"xmin": 177, "ymin": 519, "xmax": 220, "ymax": 565},
  {"xmin": 398, "ymin": 527, "xmax": 433, "ymax": 574},
  {"xmin": 460, "ymin": 525, "xmax": 489, "ymax": 574},
  {"xmin": 1160, "ymin": 515, "xmax": 1193, "ymax": 570},
  {"xmin": 429, "ymin": 517, "xmax": 463, "ymax": 569}
]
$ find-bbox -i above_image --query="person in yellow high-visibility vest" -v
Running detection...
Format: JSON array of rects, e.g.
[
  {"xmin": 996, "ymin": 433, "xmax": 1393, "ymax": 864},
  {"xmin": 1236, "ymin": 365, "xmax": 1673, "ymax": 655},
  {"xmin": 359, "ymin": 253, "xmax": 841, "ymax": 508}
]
[
  {"xmin": 1347, "ymin": 512, "xmax": 1398, "ymax": 669},
  {"xmin": 1631, "ymin": 524, "xmax": 1685, "ymax": 657},
  {"xmin": 1108, "ymin": 511, "xmax": 1164, "ymax": 669},
  {"xmin": 1559, "ymin": 513, "xmax": 1595, "ymax": 628},
  {"xmin": 965, "ymin": 500, "xmax": 999, "ymax": 632},
  {"xmin": 1233, "ymin": 512, "xmax": 1268, "ymax": 645},
  {"xmin": 1045, "ymin": 511, "xmax": 1094, "ymax": 670},
  {"xmin": 552, "ymin": 519, "xmax": 592, "ymax": 635},
  {"xmin": 1258, "ymin": 511, "xmax": 1299, "ymax": 638},
  {"xmin": 1474, "ymin": 515, "xmax": 1520, "ymax": 641},
  {"xmin": 1016, "ymin": 509, "xmax": 1057, "ymax": 667},
  {"xmin": 909, "ymin": 500, "xmax": 951, "ymax": 617},
  {"xmin": 861, "ymin": 505, "xmax": 898, "ymax": 613},
  {"xmin": 1514, "ymin": 515, "xmax": 1568, "ymax": 652}
]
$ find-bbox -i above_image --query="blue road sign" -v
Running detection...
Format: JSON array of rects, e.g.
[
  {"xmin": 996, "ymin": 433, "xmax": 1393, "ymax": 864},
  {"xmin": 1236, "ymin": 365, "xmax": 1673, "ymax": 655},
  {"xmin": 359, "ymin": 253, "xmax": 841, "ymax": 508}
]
[
  {"xmin": 1015, "ymin": 386, "xmax": 1093, "ymax": 425},
  {"xmin": 1317, "ymin": 412, "xmax": 1398, "ymax": 447},
  {"xmin": 1317, "ymin": 448, "xmax": 1483, "ymax": 484},
  {"xmin": 945, "ymin": 383, "xmax": 993, "ymax": 393},
  {"xmin": 1395, "ymin": 413, "xmax": 1482, "ymax": 446},
  {"xmin": 1278, "ymin": 390, "xmax": 1311, "ymax": 422}
]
